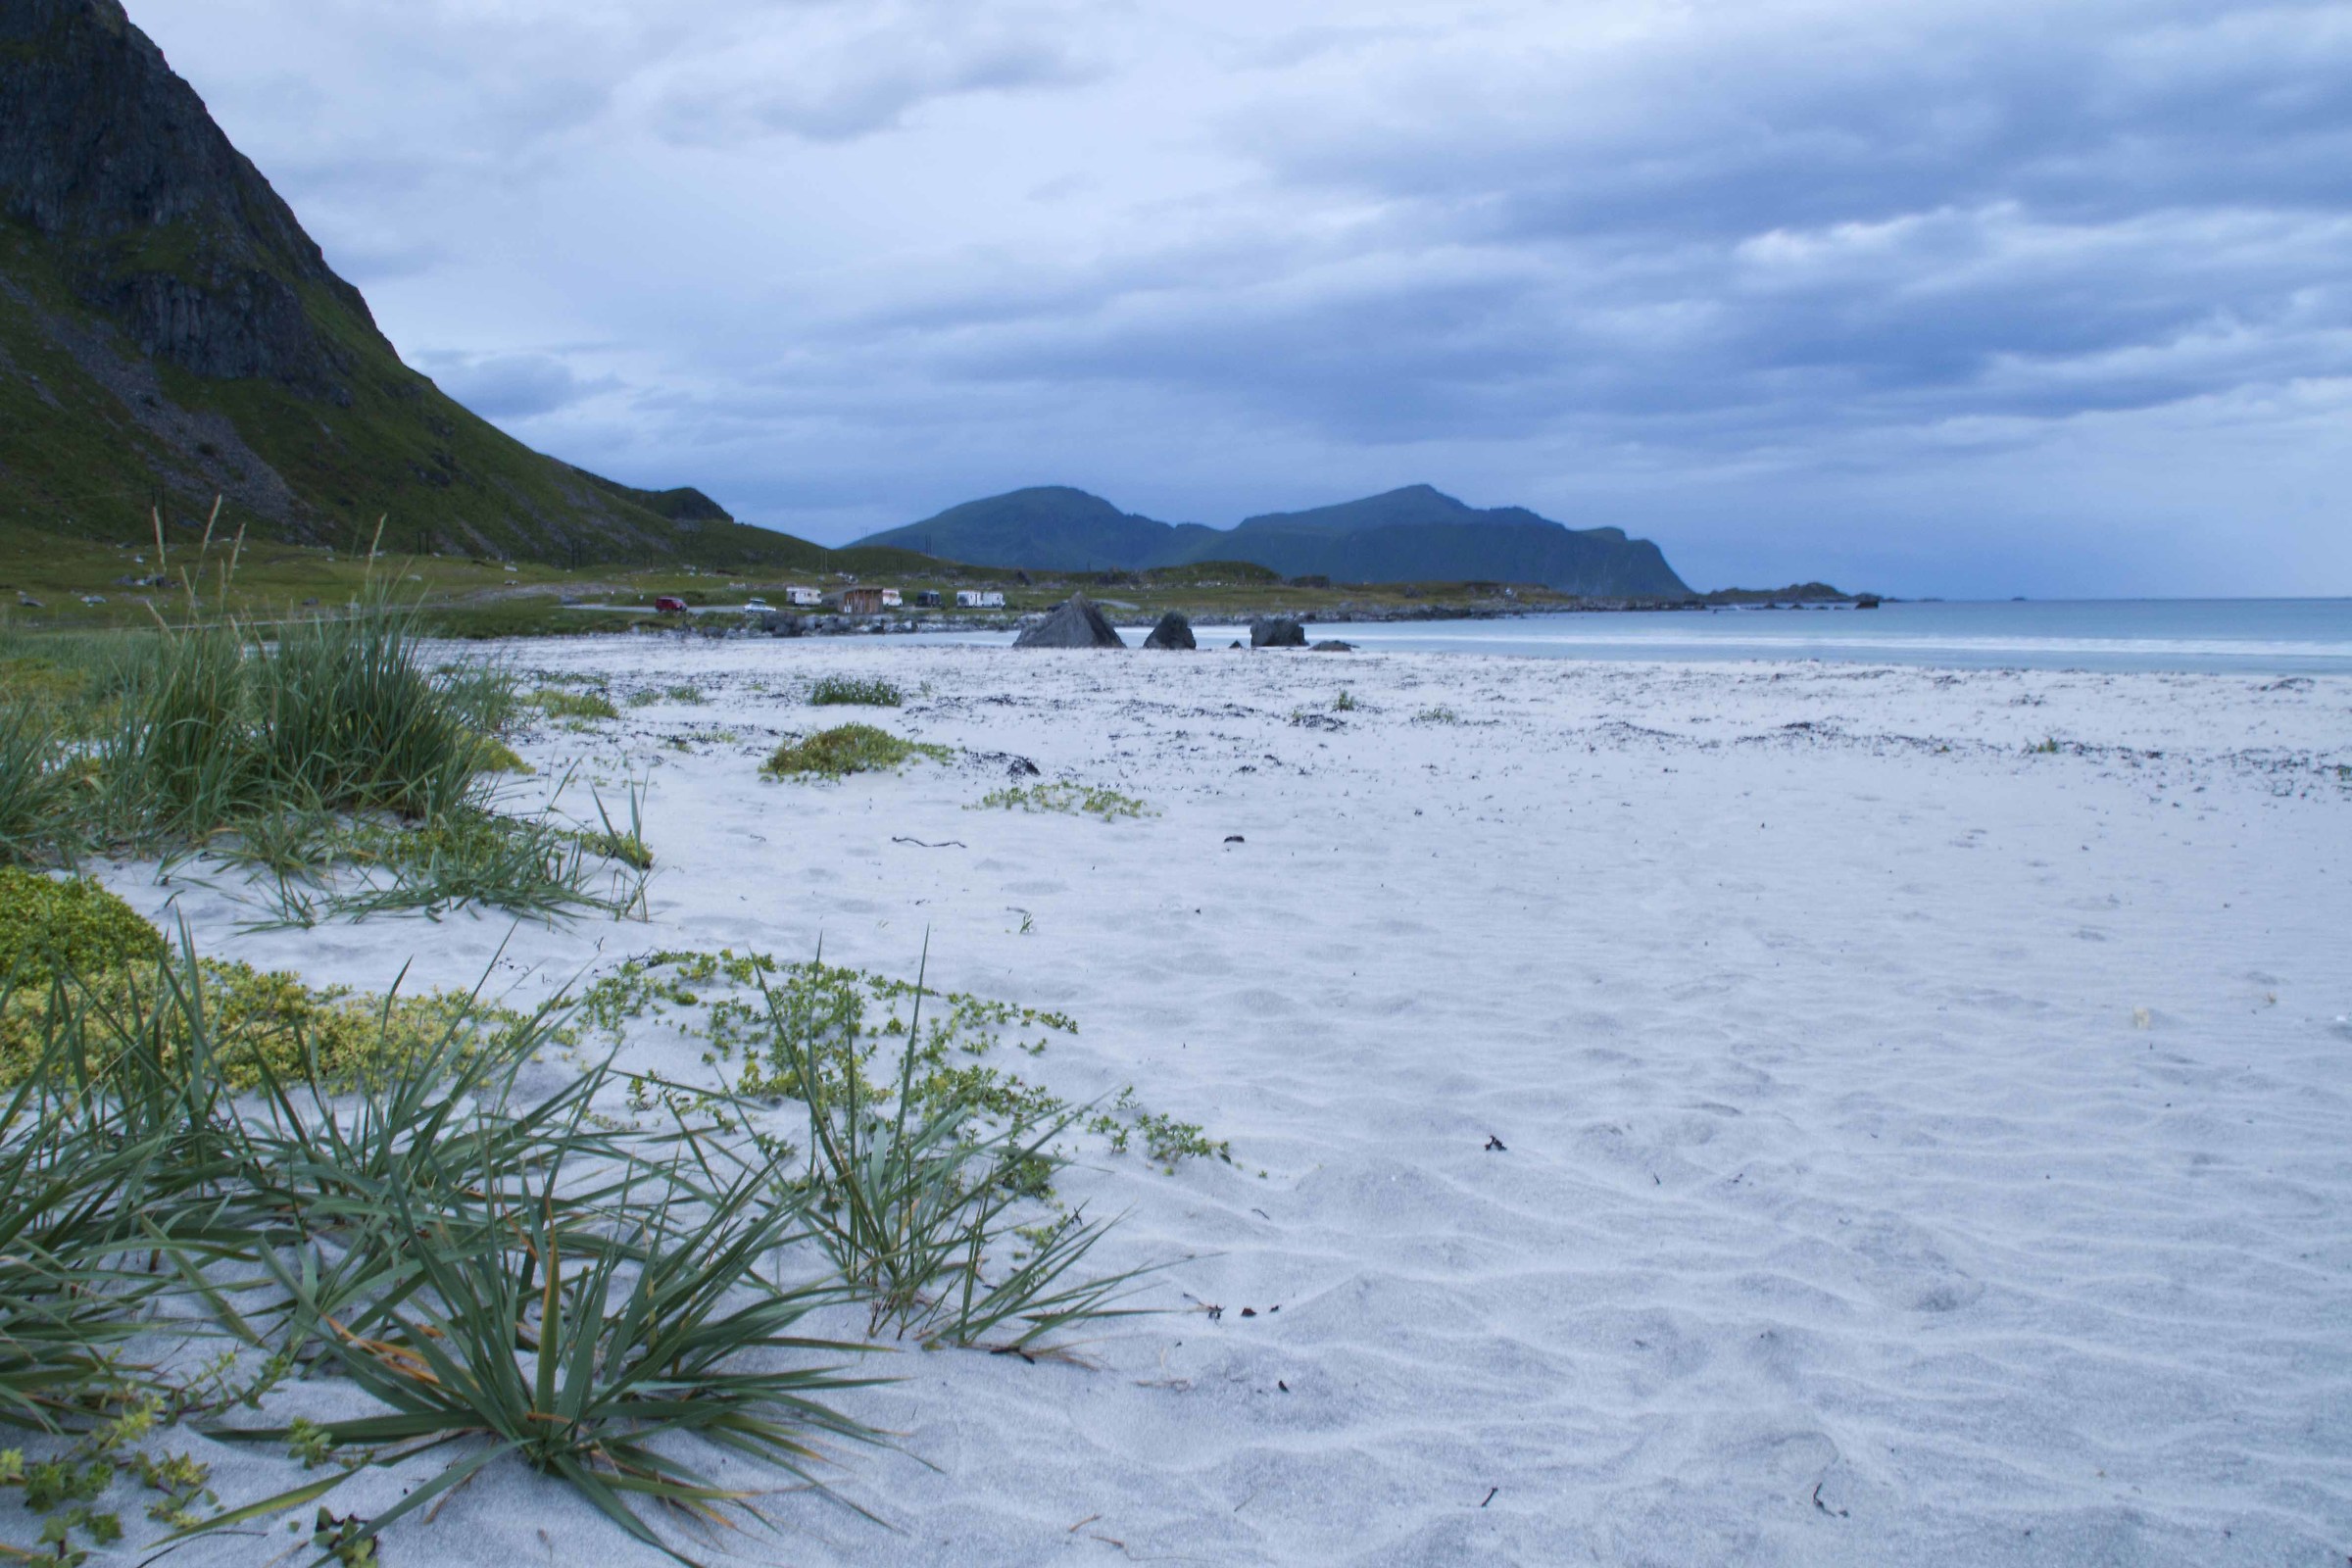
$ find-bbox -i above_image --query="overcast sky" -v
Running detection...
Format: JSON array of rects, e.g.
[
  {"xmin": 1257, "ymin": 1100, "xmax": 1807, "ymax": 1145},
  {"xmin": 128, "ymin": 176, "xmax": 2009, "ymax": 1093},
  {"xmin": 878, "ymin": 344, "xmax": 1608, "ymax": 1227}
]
[{"xmin": 134, "ymin": 0, "xmax": 2351, "ymax": 596}]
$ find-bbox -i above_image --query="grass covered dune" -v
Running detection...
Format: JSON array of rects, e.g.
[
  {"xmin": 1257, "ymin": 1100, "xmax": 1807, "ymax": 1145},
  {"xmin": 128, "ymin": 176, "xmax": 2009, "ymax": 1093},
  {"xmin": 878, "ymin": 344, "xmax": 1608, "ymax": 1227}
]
[{"xmin": 8, "ymin": 628, "xmax": 2352, "ymax": 1565}]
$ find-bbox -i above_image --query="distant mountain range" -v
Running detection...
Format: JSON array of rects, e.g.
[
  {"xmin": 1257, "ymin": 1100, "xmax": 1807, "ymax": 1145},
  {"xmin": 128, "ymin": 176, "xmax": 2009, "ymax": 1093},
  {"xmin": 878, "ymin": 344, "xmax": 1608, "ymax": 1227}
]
[{"xmin": 855, "ymin": 484, "xmax": 1694, "ymax": 597}]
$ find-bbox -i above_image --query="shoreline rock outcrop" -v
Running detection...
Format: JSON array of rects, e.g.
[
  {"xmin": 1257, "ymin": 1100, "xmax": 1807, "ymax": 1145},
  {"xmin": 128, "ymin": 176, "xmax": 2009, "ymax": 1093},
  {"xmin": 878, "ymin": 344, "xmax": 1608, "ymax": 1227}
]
[
  {"xmin": 1014, "ymin": 594, "xmax": 1127, "ymax": 648},
  {"xmin": 1144, "ymin": 612, "xmax": 1196, "ymax": 650},
  {"xmin": 1250, "ymin": 617, "xmax": 1307, "ymax": 648}
]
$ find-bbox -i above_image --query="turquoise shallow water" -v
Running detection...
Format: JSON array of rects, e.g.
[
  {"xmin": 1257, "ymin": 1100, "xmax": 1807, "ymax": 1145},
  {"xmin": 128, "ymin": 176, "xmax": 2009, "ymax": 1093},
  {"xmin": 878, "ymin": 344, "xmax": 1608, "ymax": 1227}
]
[{"xmin": 909, "ymin": 599, "xmax": 2352, "ymax": 675}]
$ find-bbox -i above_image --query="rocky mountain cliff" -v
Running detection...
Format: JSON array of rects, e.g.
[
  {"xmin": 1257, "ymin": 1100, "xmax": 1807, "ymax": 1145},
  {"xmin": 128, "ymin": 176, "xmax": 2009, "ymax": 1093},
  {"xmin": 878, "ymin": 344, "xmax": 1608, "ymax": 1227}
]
[
  {"xmin": 856, "ymin": 483, "xmax": 1694, "ymax": 597},
  {"xmin": 0, "ymin": 0, "xmax": 788, "ymax": 564}
]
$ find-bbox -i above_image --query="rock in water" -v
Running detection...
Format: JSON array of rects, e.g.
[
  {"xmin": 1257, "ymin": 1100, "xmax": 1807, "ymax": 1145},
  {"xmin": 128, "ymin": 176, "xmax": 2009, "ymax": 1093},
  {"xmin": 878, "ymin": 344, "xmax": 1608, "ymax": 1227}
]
[
  {"xmin": 1144, "ymin": 612, "xmax": 1196, "ymax": 650},
  {"xmin": 1312, "ymin": 639, "xmax": 1353, "ymax": 652},
  {"xmin": 1250, "ymin": 617, "xmax": 1307, "ymax": 648},
  {"xmin": 1014, "ymin": 594, "xmax": 1127, "ymax": 649}
]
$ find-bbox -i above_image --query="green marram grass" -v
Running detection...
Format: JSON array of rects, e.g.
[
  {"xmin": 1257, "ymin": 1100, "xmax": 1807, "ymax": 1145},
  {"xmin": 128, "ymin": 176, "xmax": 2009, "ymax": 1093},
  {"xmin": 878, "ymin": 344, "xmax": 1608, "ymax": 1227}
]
[
  {"xmin": 0, "ymin": 599, "xmax": 643, "ymax": 922},
  {"xmin": 762, "ymin": 724, "xmax": 950, "ymax": 781},
  {"xmin": 0, "ymin": 704, "xmax": 73, "ymax": 864},
  {"xmin": 808, "ymin": 675, "xmax": 903, "ymax": 708},
  {"xmin": 88, "ymin": 601, "xmax": 501, "ymax": 837},
  {"xmin": 975, "ymin": 781, "xmax": 1149, "ymax": 821},
  {"xmin": 0, "ymin": 939, "xmax": 863, "ymax": 1565},
  {"xmin": 577, "ymin": 784, "xmax": 655, "ymax": 873},
  {"xmin": 0, "ymin": 920, "xmax": 1192, "ymax": 1565}
]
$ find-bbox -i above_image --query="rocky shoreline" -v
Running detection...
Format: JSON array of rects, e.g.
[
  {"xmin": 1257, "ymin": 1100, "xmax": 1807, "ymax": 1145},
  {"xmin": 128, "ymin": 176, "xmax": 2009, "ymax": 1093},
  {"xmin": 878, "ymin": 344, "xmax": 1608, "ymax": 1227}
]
[{"xmin": 719, "ymin": 596, "xmax": 1724, "ymax": 640}]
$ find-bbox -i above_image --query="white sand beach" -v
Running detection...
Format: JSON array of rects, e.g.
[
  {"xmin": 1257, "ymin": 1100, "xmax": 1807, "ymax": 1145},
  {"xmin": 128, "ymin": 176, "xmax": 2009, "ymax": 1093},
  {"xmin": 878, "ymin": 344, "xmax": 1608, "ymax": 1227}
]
[{"xmin": 83, "ymin": 642, "xmax": 2352, "ymax": 1566}]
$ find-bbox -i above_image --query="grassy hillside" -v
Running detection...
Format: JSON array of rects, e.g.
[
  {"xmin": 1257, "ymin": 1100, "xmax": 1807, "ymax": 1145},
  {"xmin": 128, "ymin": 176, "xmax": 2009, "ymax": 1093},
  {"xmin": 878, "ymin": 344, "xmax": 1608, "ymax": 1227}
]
[{"xmin": 0, "ymin": 0, "xmax": 847, "ymax": 569}]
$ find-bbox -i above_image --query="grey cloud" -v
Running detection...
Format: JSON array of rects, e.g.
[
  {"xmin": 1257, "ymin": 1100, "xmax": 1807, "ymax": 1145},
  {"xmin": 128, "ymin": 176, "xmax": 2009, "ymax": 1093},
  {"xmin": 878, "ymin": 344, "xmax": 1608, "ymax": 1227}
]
[
  {"xmin": 310, "ymin": 233, "xmax": 448, "ymax": 284},
  {"xmin": 650, "ymin": 8, "xmax": 1098, "ymax": 143},
  {"xmin": 413, "ymin": 353, "xmax": 613, "ymax": 419}
]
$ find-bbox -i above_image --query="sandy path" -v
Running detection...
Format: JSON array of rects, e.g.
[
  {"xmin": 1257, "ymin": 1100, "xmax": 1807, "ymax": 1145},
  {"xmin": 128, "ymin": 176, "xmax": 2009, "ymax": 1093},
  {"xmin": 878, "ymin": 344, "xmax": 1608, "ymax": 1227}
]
[{"xmin": 88, "ymin": 645, "xmax": 2351, "ymax": 1567}]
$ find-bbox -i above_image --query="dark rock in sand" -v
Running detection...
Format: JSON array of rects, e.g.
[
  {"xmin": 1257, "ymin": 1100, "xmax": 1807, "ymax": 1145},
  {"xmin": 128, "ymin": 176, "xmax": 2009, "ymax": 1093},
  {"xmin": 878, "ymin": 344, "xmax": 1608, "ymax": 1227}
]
[
  {"xmin": 1144, "ymin": 612, "xmax": 1196, "ymax": 650},
  {"xmin": 1014, "ymin": 594, "xmax": 1126, "ymax": 649},
  {"xmin": 760, "ymin": 611, "xmax": 804, "ymax": 637},
  {"xmin": 1250, "ymin": 617, "xmax": 1306, "ymax": 648},
  {"xmin": 1311, "ymin": 640, "xmax": 1353, "ymax": 652}
]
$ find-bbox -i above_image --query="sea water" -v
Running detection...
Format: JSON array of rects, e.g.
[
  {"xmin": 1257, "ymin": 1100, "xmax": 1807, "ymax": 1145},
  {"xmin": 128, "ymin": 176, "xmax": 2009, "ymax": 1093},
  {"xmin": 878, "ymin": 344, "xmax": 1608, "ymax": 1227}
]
[{"xmin": 911, "ymin": 599, "xmax": 2352, "ymax": 676}]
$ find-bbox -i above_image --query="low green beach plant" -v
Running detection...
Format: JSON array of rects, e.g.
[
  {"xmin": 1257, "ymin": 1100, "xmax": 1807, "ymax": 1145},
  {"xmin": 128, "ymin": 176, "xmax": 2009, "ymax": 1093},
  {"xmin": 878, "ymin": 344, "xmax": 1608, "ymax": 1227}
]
[
  {"xmin": 808, "ymin": 675, "xmax": 903, "ymax": 708},
  {"xmin": 626, "ymin": 684, "xmax": 706, "ymax": 708},
  {"xmin": 762, "ymin": 724, "xmax": 949, "ymax": 781},
  {"xmin": 0, "ymin": 871, "xmax": 540, "ymax": 1090},
  {"xmin": 533, "ymin": 686, "xmax": 618, "ymax": 722},
  {"xmin": 975, "ymin": 781, "xmax": 1149, "ymax": 821}
]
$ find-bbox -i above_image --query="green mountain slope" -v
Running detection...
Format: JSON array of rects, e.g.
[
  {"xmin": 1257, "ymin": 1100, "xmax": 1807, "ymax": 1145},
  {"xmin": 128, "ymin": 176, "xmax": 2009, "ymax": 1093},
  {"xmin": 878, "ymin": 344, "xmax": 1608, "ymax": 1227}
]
[
  {"xmin": 0, "ymin": 0, "xmax": 813, "ymax": 566},
  {"xmin": 856, "ymin": 483, "xmax": 1693, "ymax": 597}
]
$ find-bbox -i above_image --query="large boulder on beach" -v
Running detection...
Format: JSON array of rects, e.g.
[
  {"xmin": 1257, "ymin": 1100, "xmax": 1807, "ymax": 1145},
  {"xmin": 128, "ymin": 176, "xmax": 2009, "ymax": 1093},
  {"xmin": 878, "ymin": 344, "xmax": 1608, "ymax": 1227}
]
[
  {"xmin": 1015, "ymin": 594, "xmax": 1127, "ymax": 649},
  {"xmin": 1250, "ymin": 617, "xmax": 1307, "ymax": 648},
  {"xmin": 1144, "ymin": 612, "xmax": 1196, "ymax": 650}
]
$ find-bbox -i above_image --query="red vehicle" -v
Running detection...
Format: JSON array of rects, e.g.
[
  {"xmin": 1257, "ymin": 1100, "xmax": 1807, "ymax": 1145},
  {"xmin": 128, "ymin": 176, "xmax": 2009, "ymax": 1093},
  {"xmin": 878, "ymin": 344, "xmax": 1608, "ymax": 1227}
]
[{"xmin": 653, "ymin": 595, "xmax": 689, "ymax": 613}]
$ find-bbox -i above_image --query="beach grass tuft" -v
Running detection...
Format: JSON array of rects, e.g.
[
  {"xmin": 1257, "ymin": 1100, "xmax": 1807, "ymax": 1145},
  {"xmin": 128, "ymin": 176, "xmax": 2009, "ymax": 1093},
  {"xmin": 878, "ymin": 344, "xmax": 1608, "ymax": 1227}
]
[
  {"xmin": 761, "ymin": 950, "xmax": 1153, "ymax": 1348},
  {"xmin": 0, "ymin": 711, "xmax": 73, "ymax": 862},
  {"xmin": 578, "ymin": 782, "xmax": 655, "ymax": 872},
  {"xmin": 0, "ymin": 598, "xmax": 644, "ymax": 923}
]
